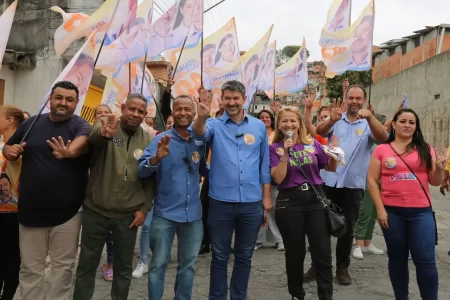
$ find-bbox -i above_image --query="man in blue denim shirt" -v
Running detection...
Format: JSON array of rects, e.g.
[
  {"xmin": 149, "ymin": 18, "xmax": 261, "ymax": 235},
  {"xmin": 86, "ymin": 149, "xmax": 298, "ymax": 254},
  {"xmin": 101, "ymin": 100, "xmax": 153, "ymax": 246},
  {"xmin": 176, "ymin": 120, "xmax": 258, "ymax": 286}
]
[
  {"xmin": 192, "ymin": 81, "xmax": 272, "ymax": 300},
  {"xmin": 311, "ymin": 84, "xmax": 388, "ymax": 286},
  {"xmin": 138, "ymin": 95, "xmax": 208, "ymax": 300}
]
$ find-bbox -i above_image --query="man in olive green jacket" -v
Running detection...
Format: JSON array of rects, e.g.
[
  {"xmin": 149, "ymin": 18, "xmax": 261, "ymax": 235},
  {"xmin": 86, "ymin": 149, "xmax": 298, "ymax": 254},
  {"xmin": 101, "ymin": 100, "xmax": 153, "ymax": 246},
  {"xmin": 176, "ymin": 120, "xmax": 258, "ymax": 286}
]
[{"xmin": 74, "ymin": 93, "xmax": 155, "ymax": 300}]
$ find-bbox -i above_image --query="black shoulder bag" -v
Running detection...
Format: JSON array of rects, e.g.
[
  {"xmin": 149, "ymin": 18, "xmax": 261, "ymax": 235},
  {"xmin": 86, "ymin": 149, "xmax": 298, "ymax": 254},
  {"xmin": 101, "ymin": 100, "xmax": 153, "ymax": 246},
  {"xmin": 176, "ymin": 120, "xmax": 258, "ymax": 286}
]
[
  {"xmin": 389, "ymin": 144, "xmax": 438, "ymax": 245},
  {"xmin": 291, "ymin": 156, "xmax": 347, "ymax": 238}
]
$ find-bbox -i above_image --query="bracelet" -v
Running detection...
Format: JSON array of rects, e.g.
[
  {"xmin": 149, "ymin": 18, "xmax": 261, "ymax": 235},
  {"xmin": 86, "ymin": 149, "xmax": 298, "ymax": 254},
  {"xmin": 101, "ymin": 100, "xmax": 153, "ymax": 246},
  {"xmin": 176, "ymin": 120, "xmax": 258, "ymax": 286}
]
[{"xmin": 280, "ymin": 157, "xmax": 288, "ymax": 162}]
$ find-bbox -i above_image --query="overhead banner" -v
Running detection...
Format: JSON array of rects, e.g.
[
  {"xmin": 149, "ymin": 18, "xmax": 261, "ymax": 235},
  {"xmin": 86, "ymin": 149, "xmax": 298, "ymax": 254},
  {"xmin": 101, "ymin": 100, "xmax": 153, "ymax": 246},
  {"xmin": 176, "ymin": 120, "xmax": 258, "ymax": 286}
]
[
  {"xmin": 52, "ymin": 0, "xmax": 118, "ymax": 56},
  {"xmin": 95, "ymin": 0, "xmax": 154, "ymax": 75},
  {"xmin": 275, "ymin": 38, "xmax": 308, "ymax": 94},
  {"xmin": 0, "ymin": 0, "xmax": 17, "ymax": 70},
  {"xmin": 101, "ymin": 62, "xmax": 157, "ymax": 117},
  {"xmin": 170, "ymin": 18, "xmax": 239, "ymax": 113},
  {"xmin": 324, "ymin": 0, "xmax": 352, "ymax": 32},
  {"xmin": 147, "ymin": 0, "xmax": 203, "ymax": 59},
  {"xmin": 320, "ymin": 0, "xmax": 375, "ymax": 78},
  {"xmin": 41, "ymin": 32, "xmax": 97, "ymax": 115},
  {"xmin": 260, "ymin": 40, "xmax": 276, "ymax": 100}
]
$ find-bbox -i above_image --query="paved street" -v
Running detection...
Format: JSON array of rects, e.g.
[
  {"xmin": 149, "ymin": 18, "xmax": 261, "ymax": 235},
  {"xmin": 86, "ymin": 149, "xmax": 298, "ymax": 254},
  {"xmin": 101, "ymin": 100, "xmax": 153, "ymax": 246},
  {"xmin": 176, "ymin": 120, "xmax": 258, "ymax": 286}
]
[{"xmin": 64, "ymin": 186, "xmax": 450, "ymax": 299}]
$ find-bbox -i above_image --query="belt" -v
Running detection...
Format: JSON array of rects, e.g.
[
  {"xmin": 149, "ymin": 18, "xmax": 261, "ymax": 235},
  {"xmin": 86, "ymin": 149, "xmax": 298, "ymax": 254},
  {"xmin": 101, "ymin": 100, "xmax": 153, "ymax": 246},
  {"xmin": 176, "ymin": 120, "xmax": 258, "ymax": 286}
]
[{"xmin": 280, "ymin": 183, "xmax": 311, "ymax": 192}]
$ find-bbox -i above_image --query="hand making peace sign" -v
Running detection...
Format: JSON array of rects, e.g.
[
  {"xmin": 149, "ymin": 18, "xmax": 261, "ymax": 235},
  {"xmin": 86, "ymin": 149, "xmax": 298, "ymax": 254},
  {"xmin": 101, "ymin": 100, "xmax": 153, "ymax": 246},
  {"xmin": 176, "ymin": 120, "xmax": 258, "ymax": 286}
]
[{"xmin": 434, "ymin": 145, "xmax": 448, "ymax": 170}]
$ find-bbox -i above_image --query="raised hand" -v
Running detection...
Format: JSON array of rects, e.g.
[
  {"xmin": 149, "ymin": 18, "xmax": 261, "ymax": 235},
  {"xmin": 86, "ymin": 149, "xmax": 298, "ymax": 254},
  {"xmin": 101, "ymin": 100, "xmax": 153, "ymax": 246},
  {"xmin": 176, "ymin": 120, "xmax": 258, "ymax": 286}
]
[
  {"xmin": 342, "ymin": 79, "xmax": 349, "ymax": 100},
  {"xmin": 434, "ymin": 145, "xmax": 447, "ymax": 170},
  {"xmin": 329, "ymin": 98, "xmax": 346, "ymax": 122},
  {"xmin": 47, "ymin": 136, "xmax": 72, "ymax": 159},
  {"xmin": 197, "ymin": 87, "xmax": 211, "ymax": 118},
  {"xmin": 100, "ymin": 114, "xmax": 120, "ymax": 138},
  {"xmin": 304, "ymin": 92, "xmax": 315, "ymax": 110},
  {"xmin": 269, "ymin": 100, "xmax": 281, "ymax": 114},
  {"xmin": 166, "ymin": 74, "xmax": 175, "ymax": 92},
  {"xmin": 4, "ymin": 142, "xmax": 26, "ymax": 160},
  {"xmin": 156, "ymin": 135, "xmax": 171, "ymax": 160}
]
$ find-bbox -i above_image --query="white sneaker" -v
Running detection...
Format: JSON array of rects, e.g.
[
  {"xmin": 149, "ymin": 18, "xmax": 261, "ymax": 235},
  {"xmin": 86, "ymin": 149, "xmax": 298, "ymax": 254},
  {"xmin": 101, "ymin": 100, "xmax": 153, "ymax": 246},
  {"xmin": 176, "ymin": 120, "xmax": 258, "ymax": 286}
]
[
  {"xmin": 276, "ymin": 242, "xmax": 285, "ymax": 251},
  {"xmin": 353, "ymin": 247, "xmax": 364, "ymax": 259},
  {"xmin": 254, "ymin": 243, "xmax": 263, "ymax": 250},
  {"xmin": 362, "ymin": 244, "xmax": 384, "ymax": 255},
  {"xmin": 132, "ymin": 261, "xmax": 148, "ymax": 279}
]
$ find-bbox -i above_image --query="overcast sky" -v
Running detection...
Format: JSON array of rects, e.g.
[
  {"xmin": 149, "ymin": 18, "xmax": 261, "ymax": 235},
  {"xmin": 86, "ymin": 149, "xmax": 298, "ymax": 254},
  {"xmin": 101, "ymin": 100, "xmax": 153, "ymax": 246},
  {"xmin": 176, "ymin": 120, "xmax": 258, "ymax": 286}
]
[{"xmin": 155, "ymin": 0, "xmax": 450, "ymax": 61}]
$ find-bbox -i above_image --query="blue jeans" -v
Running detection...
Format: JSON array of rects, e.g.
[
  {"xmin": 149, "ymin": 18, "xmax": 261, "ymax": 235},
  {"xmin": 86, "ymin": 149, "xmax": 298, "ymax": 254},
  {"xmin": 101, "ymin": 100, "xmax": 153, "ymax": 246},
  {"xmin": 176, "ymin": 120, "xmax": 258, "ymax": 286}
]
[
  {"xmin": 383, "ymin": 206, "xmax": 438, "ymax": 300},
  {"xmin": 139, "ymin": 210, "xmax": 154, "ymax": 264},
  {"xmin": 148, "ymin": 214, "xmax": 203, "ymax": 300},
  {"xmin": 208, "ymin": 198, "xmax": 263, "ymax": 300},
  {"xmin": 106, "ymin": 232, "xmax": 114, "ymax": 265}
]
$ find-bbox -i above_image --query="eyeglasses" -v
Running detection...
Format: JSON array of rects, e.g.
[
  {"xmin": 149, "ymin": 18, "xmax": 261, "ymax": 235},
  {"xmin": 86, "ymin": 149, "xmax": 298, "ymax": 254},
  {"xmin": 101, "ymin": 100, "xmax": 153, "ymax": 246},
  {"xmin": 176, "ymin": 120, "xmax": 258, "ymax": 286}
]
[{"xmin": 183, "ymin": 157, "xmax": 195, "ymax": 174}]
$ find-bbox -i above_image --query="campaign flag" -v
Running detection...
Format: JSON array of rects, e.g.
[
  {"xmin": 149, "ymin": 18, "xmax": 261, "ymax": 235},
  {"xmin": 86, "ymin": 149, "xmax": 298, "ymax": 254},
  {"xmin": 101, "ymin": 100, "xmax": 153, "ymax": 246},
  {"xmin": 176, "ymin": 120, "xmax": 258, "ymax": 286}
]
[
  {"xmin": 324, "ymin": 0, "xmax": 352, "ymax": 32},
  {"xmin": 0, "ymin": 0, "xmax": 17, "ymax": 70},
  {"xmin": 95, "ymin": 0, "xmax": 154, "ymax": 75},
  {"xmin": 259, "ymin": 40, "xmax": 276, "ymax": 99},
  {"xmin": 41, "ymin": 32, "xmax": 97, "ymax": 115},
  {"xmin": 101, "ymin": 62, "xmax": 157, "ymax": 117},
  {"xmin": 53, "ymin": 0, "xmax": 119, "ymax": 56},
  {"xmin": 170, "ymin": 18, "xmax": 239, "ymax": 114},
  {"xmin": 320, "ymin": 0, "xmax": 375, "ymax": 78},
  {"xmin": 208, "ymin": 25, "xmax": 273, "ymax": 109},
  {"xmin": 147, "ymin": 0, "xmax": 203, "ymax": 59},
  {"xmin": 275, "ymin": 38, "xmax": 308, "ymax": 94}
]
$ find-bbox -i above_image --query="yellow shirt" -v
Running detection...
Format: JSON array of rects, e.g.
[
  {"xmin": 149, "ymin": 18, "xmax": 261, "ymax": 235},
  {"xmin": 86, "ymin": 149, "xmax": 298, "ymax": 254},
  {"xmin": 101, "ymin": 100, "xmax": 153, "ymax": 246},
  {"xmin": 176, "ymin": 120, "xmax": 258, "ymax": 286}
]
[{"xmin": 445, "ymin": 148, "xmax": 450, "ymax": 171}]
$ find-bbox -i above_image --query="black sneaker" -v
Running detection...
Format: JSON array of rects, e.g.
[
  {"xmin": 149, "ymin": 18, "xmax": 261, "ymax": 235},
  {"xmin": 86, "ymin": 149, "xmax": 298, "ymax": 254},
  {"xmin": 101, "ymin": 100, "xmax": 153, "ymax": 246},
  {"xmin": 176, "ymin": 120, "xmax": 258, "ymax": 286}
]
[
  {"xmin": 336, "ymin": 268, "xmax": 351, "ymax": 285},
  {"xmin": 198, "ymin": 244, "xmax": 211, "ymax": 255},
  {"xmin": 303, "ymin": 266, "xmax": 315, "ymax": 282}
]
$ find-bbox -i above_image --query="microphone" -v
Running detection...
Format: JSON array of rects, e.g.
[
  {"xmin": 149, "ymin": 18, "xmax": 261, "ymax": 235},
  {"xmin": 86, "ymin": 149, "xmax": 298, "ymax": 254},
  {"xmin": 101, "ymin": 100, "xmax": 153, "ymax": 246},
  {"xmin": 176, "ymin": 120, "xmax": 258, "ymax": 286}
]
[
  {"xmin": 235, "ymin": 133, "xmax": 244, "ymax": 138},
  {"xmin": 286, "ymin": 130, "xmax": 293, "ymax": 157}
]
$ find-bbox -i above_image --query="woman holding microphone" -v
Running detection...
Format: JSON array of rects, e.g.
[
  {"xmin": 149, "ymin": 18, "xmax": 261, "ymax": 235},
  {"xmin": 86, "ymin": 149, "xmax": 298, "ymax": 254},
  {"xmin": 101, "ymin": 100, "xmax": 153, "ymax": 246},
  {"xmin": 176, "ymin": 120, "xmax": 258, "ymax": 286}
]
[{"xmin": 270, "ymin": 107, "xmax": 338, "ymax": 300}]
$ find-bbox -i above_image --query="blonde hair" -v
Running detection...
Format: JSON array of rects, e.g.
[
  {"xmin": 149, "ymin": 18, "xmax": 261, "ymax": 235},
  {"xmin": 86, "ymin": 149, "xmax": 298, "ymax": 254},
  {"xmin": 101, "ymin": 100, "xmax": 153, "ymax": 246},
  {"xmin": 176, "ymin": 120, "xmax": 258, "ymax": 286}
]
[
  {"xmin": 0, "ymin": 105, "xmax": 24, "ymax": 128},
  {"xmin": 273, "ymin": 107, "xmax": 313, "ymax": 145}
]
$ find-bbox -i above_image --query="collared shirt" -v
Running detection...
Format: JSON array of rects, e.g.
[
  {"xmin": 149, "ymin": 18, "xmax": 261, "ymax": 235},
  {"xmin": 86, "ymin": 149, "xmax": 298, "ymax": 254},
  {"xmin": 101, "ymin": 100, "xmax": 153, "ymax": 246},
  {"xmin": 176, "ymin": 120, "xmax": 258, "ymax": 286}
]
[
  {"xmin": 321, "ymin": 113, "xmax": 374, "ymax": 189},
  {"xmin": 138, "ymin": 128, "xmax": 207, "ymax": 223},
  {"xmin": 192, "ymin": 111, "xmax": 271, "ymax": 202}
]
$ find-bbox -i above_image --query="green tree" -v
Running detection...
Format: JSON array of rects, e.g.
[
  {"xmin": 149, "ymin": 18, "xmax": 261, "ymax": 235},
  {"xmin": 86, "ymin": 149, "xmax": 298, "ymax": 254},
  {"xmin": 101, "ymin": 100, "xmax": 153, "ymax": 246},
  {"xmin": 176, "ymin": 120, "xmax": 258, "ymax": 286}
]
[
  {"xmin": 325, "ymin": 70, "xmax": 372, "ymax": 100},
  {"xmin": 277, "ymin": 45, "xmax": 310, "ymax": 63}
]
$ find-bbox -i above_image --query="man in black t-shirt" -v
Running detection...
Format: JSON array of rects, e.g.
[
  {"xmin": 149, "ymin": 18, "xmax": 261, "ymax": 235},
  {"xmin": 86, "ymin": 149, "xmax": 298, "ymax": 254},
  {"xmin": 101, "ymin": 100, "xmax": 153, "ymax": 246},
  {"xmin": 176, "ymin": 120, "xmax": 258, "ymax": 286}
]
[{"xmin": 4, "ymin": 81, "xmax": 91, "ymax": 300}]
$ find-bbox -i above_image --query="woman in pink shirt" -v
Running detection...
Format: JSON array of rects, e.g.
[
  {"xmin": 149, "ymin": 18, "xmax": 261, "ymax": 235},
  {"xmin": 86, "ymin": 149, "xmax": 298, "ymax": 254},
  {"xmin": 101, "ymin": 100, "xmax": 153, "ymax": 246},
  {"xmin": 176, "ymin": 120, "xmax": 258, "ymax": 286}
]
[{"xmin": 367, "ymin": 108, "xmax": 446, "ymax": 300}]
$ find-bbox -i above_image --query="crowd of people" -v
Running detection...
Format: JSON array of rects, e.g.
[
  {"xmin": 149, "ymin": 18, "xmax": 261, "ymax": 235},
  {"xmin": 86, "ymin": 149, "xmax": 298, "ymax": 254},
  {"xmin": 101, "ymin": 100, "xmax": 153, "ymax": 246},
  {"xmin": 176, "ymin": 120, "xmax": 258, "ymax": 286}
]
[{"xmin": 0, "ymin": 76, "xmax": 446, "ymax": 300}]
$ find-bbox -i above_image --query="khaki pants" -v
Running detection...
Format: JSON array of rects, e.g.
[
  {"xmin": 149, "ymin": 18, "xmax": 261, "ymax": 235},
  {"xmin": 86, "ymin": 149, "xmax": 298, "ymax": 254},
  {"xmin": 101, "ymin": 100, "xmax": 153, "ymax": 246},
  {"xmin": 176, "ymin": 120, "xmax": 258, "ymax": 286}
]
[{"xmin": 16, "ymin": 213, "xmax": 82, "ymax": 300}]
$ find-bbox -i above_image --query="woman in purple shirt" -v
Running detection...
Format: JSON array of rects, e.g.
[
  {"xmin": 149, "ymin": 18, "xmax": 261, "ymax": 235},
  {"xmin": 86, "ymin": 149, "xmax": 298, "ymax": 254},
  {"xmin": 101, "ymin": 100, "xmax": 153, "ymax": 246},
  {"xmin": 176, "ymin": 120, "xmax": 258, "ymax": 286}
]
[{"xmin": 270, "ymin": 107, "xmax": 338, "ymax": 300}]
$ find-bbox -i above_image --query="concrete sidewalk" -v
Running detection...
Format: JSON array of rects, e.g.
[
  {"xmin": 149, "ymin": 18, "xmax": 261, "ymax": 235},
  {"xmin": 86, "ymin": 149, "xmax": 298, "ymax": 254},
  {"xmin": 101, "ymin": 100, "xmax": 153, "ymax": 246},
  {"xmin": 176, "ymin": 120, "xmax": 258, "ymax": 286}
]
[{"xmin": 63, "ymin": 186, "xmax": 450, "ymax": 299}]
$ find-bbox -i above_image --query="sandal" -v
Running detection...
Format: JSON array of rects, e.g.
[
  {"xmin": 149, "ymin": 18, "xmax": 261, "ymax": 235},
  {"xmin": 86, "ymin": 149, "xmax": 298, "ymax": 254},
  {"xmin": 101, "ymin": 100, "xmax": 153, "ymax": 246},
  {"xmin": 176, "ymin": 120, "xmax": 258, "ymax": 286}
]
[{"xmin": 101, "ymin": 264, "xmax": 113, "ymax": 282}]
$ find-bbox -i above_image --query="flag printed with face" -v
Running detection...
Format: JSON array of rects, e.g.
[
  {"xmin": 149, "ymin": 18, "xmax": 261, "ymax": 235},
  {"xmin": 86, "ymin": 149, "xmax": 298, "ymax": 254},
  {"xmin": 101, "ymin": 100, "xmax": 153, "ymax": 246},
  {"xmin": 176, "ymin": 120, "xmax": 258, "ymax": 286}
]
[
  {"xmin": 0, "ymin": 0, "xmax": 17, "ymax": 71},
  {"xmin": 41, "ymin": 32, "xmax": 97, "ymax": 115},
  {"xmin": 53, "ymin": 0, "xmax": 119, "ymax": 56},
  {"xmin": 170, "ymin": 18, "xmax": 239, "ymax": 114},
  {"xmin": 320, "ymin": 0, "xmax": 375, "ymax": 78},
  {"xmin": 95, "ymin": 0, "xmax": 153, "ymax": 75},
  {"xmin": 324, "ymin": 0, "xmax": 352, "ymax": 32},
  {"xmin": 209, "ymin": 25, "xmax": 273, "ymax": 109},
  {"xmin": 147, "ymin": 0, "xmax": 203, "ymax": 60},
  {"xmin": 275, "ymin": 38, "xmax": 308, "ymax": 94},
  {"xmin": 260, "ymin": 40, "xmax": 276, "ymax": 99},
  {"xmin": 101, "ymin": 62, "xmax": 157, "ymax": 118}
]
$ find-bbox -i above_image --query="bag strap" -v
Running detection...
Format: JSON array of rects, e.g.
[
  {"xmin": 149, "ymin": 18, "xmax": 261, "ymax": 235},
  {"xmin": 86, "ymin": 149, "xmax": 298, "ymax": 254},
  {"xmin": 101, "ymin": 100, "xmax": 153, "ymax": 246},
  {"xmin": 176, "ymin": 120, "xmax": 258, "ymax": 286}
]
[
  {"xmin": 388, "ymin": 143, "xmax": 432, "ymax": 208},
  {"xmin": 290, "ymin": 154, "xmax": 328, "ymax": 206}
]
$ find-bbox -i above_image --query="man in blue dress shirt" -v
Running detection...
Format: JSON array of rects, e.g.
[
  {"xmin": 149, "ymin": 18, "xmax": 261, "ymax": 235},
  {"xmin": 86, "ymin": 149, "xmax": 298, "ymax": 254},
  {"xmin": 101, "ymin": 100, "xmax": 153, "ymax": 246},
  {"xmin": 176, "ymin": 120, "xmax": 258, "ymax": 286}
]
[
  {"xmin": 310, "ymin": 84, "xmax": 388, "ymax": 286},
  {"xmin": 138, "ymin": 95, "xmax": 208, "ymax": 300},
  {"xmin": 193, "ymin": 81, "xmax": 272, "ymax": 300}
]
